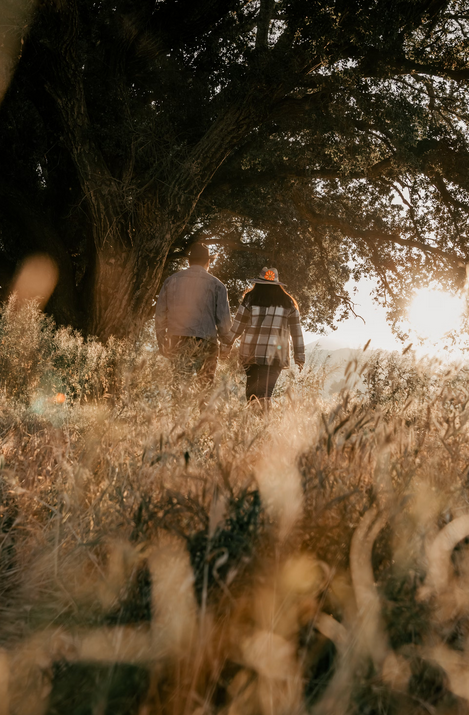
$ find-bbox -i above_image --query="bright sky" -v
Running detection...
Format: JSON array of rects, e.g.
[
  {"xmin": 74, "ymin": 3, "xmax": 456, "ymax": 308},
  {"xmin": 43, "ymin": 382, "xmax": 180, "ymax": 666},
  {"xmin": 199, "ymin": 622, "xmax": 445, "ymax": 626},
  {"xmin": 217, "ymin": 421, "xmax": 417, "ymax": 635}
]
[
  {"xmin": 304, "ymin": 276, "xmax": 469, "ymax": 359},
  {"xmin": 304, "ymin": 276, "xmax": 404, "ymax": 351}
]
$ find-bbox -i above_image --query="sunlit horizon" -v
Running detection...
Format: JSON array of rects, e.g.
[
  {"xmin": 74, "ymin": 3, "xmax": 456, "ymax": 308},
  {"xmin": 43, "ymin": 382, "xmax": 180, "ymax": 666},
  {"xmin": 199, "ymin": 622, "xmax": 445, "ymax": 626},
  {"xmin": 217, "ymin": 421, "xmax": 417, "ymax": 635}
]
[
  {"xmin": 408, "ymin": 288, "xmax": 464, "ymax": 342},
  {"xmin": 305, "ymin": 279, "xmax": 469, "ymax": 359}
]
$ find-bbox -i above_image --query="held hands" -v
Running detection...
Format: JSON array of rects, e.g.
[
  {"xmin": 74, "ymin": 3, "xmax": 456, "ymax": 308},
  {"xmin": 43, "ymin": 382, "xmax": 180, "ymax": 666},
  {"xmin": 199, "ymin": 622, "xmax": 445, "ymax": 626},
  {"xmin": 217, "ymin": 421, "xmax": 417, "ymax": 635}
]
[{"xmin": 219, "ymin": 343, "xmax": 232, "ymax": 359}]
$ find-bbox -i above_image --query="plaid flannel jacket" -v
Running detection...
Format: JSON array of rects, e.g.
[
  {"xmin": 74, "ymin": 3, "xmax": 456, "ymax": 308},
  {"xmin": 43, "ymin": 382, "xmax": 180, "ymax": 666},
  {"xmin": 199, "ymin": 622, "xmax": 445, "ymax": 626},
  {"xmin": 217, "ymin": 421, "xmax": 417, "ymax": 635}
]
[{"xmin": 221, "ymin": 303, "xmax": 305, "ymax": 368}]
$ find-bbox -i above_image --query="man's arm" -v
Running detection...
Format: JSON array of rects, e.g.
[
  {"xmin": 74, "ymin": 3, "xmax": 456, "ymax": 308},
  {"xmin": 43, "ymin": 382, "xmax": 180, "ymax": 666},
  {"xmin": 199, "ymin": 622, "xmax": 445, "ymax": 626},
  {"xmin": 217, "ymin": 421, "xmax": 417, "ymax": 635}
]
[{"xmin": 215, "ymin": 284, "xmax": 232, "ymax": 342}]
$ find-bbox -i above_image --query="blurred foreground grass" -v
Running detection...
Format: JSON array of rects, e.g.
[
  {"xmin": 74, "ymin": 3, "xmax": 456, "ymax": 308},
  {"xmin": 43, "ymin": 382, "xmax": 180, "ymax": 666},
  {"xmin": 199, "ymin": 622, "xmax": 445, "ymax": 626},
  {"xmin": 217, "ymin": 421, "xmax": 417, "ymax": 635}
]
[{"xmin": 2, "ymin": 299, "xmax": 469, "ymax": 714}]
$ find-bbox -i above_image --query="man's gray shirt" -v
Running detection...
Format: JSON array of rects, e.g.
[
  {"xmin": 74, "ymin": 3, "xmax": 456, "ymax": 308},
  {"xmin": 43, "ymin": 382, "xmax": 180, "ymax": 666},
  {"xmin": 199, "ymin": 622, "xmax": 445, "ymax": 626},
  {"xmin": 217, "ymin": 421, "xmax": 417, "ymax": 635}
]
[{"xmin": 154, "ymin": 265, "xmax": 231, "ymax": 344}]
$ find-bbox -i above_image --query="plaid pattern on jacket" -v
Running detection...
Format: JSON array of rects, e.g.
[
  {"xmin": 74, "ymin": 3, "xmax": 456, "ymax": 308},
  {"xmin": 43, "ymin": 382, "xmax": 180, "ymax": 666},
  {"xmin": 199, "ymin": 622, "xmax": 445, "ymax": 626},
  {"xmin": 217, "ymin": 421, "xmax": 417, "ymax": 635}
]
[{"xmin": 222, "ymin": 302, "xmax": 305, "ymax": 368}]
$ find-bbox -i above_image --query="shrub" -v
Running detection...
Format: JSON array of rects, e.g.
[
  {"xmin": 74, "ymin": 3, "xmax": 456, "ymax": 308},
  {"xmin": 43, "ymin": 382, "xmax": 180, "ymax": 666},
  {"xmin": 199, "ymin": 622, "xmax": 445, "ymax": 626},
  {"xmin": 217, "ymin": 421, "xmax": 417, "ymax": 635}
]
[{"xmin": 0, "ymin": 296, "xmax": 172, "ymax": 405}]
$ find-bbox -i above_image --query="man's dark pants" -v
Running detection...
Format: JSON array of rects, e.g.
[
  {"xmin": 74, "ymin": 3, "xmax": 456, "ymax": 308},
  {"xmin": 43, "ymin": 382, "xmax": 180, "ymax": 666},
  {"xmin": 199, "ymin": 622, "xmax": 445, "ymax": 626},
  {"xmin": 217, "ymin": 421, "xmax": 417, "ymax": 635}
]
[{"xmin": 168, "ymin": 336, "xmax": 218, "ymax": 385}]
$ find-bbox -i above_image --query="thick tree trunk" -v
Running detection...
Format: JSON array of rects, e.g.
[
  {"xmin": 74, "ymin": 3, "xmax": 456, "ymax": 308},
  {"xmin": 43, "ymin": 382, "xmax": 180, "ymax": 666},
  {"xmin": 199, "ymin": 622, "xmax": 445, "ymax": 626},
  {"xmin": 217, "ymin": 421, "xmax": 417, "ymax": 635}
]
[
  {"xmin": 43, "ymin": 0, "xmax": 153, "ymax": 339},
  {"xmin": 88, "ymin": 229, "xmax": 171, "ymax": 341},
  {"xmin": 42, "ymin": 0, "xmax": 294, "ymax": 341}
]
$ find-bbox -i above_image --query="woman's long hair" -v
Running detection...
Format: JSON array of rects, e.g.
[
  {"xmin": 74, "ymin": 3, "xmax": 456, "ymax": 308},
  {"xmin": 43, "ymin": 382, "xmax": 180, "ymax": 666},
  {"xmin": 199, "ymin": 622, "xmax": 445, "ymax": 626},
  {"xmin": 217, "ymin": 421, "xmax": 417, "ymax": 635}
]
[{"xmin": 242, "ymin": 282, "xmax": 298, "ymax": 310}]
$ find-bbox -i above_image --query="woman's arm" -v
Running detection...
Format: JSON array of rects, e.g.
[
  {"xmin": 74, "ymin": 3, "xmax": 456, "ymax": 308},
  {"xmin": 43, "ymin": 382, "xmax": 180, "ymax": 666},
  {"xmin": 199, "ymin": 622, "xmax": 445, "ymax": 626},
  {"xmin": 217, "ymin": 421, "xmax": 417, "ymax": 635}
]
[
  {"xmin": 288, "ymin": 308, "xmax": 305, "ymax": 367},
  {"xmin": 219, "ymin": 304, "xmax": 251, "ymax": 356}
]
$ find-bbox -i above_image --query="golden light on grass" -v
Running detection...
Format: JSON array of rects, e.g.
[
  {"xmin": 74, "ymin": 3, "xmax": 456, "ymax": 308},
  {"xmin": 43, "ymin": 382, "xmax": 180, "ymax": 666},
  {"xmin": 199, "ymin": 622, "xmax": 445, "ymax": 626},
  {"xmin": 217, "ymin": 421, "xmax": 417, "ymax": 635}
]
[
  {"xmin": 408, "ymin": 287, "xmax": 464, "ymax": 341},
  {"xmin": 254, "ymin": 413, "xmax": 305, "ymax": 540},
  {"xmin": 148, "ymin": 540, "xmax": 198, "ymax": 657},
  {"xmin": 11, "ymin": 253, "xmax": 59, "ymax": 308},
  {"xmin": 4, "ymin": 300, "xmax": 469, "ymax": 712}
]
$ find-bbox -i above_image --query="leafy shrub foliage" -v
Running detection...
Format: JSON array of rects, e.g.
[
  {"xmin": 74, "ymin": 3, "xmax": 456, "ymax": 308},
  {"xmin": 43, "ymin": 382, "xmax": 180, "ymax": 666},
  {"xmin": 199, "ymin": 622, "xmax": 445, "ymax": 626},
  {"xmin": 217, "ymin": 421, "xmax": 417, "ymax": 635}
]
[{"xmin": 0, "ymin": 296, "xmax": 169, "ymax": 403}]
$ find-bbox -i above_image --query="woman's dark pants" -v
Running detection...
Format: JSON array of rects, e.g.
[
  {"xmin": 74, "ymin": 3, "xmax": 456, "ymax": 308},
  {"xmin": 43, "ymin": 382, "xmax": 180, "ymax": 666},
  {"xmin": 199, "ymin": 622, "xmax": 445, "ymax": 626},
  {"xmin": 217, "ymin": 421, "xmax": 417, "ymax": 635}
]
[{"xmin": 244, "ymin": 363, "xmax": 282, "ymax": 405}]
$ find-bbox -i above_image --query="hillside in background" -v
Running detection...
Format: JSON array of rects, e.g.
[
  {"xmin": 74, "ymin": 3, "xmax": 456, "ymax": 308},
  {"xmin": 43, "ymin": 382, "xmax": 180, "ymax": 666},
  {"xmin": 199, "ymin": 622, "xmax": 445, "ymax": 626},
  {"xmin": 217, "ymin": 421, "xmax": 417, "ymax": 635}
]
[{"xmin": 305, "ymin": 342, "xmax": 372, "ymax": 395}]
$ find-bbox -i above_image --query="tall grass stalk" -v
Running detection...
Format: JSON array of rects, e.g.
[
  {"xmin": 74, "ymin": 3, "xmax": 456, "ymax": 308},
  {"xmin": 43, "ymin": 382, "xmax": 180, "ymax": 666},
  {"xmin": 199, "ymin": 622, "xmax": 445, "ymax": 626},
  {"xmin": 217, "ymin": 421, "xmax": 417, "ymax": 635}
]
[{"xmin": 2, "ymin": 298, "xmax": 469, "ymax": 713}]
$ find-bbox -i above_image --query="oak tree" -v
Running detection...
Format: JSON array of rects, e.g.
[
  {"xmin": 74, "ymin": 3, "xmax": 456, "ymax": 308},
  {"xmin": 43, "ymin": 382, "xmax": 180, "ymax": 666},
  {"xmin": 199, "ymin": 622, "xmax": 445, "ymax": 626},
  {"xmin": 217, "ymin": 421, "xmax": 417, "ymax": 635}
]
[{"xmin": 1, "ymin": 0, "xmax": 469, "ymax": 338}]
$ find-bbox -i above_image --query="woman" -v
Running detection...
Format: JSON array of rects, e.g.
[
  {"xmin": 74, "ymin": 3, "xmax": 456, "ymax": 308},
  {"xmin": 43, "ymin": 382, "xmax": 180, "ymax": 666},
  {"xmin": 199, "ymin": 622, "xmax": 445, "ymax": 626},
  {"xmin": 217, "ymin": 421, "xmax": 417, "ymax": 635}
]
[{"xmin": 221, "ymin": 267, "xmax": 305, "ymax": 405}]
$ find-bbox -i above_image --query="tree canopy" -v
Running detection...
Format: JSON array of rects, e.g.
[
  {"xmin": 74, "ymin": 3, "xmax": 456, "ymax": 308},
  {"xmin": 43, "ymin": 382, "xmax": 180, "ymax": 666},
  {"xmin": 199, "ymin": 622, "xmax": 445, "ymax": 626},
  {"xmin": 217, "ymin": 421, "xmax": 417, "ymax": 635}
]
[{"xmin": 1, "ymin": 0, "xmax": 469, "ymax": 339}]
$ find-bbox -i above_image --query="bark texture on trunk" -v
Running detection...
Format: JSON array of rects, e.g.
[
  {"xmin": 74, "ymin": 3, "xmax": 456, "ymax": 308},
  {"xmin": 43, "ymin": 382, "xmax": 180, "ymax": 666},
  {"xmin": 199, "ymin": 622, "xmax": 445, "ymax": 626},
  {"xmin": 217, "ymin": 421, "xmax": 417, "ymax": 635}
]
[
  {"xmin": 89, "ymin": 234, "xmax": 170, "ymax": 341},
  {"xmin": 43, "ymin": 1, "xmax": 293, "ymax": 340}
]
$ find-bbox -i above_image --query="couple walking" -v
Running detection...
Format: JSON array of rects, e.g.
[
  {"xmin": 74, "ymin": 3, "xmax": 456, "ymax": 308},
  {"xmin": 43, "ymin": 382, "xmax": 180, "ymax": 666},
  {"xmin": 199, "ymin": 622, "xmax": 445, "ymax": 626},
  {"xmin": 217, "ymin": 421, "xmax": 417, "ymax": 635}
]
[{"xmin": 154, "ymin": 243, "xmax": 305, "ymax": 406}]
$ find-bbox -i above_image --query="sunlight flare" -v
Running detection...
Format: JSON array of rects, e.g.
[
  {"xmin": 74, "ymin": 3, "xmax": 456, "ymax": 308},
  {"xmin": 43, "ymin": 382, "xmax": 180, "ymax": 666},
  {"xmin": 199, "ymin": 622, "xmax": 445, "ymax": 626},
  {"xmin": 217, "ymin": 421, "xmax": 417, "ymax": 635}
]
[{"xmin": 408, "ymin": 288, "xmax": 465, "ymax": 342}]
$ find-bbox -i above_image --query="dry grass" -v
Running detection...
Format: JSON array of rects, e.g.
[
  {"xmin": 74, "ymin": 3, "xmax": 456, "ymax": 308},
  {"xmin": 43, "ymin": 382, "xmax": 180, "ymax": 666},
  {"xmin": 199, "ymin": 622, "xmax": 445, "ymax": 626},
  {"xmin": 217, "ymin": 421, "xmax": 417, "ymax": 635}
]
[{"xmin": 2, "ymin": 299, "xmax": 469, "ymax": 714}]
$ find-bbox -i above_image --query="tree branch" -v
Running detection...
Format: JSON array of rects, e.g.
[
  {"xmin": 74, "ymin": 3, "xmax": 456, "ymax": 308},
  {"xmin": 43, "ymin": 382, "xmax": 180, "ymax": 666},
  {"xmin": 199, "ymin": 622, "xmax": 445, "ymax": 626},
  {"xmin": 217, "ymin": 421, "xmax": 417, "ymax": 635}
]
[
  {"xmin": 255, "ymin": 0, "xmax": 275, "ymax": 50},
  {"xmin": 363, "ymin": 53, "xmax": 469, "ymax": 81},
  {"xmin": 291, "ymin": 193, "xmax": 463, "ymax": 267}
]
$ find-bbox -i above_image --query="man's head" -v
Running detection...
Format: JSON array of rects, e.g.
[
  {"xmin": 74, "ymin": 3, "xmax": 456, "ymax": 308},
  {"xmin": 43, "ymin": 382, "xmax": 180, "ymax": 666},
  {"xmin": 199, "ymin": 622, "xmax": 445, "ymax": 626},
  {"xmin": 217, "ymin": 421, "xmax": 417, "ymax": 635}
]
[{"xmin": 188, "ymin": 243, "xmax": 211, "ymax": 269}]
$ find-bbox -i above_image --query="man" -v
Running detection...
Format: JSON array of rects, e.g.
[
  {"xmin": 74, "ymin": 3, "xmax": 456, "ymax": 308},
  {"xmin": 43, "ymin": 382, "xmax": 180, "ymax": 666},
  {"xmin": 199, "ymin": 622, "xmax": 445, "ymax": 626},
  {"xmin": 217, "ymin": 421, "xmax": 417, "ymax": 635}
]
[{"xmin": 154, "ymin": 243, "xmax": 231, "ymax": 384}]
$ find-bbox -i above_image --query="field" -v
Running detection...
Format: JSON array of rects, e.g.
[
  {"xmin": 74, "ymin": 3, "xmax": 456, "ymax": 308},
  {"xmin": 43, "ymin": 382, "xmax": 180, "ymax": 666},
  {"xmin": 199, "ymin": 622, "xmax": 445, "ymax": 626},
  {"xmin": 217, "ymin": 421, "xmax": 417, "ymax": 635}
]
[{"xmin": 2, "ymin": 299, "xmax": 469, "ymax": 714}]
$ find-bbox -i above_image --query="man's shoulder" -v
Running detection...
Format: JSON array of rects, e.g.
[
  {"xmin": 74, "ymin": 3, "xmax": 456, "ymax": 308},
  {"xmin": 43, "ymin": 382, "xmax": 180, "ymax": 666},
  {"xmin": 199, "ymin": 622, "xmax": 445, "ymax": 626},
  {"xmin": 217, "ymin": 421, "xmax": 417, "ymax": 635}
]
[
  {"xmin": 162, "ymin": 269, "xmax": 191, "ymax": 287},
  {"xmin": 164, "ymin": 267, "xmax": 227, "ymax": 289},
  {"xmin": 161, "ymin": 271, "xmax": 179, "ymax": 285},
  {"xmin": 207, "ymin": 273, "xmax": 227, "ymax": 290},
  {"xmin": 191, "ymin": 268, "xmax": 227, "ymax": 290}
]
